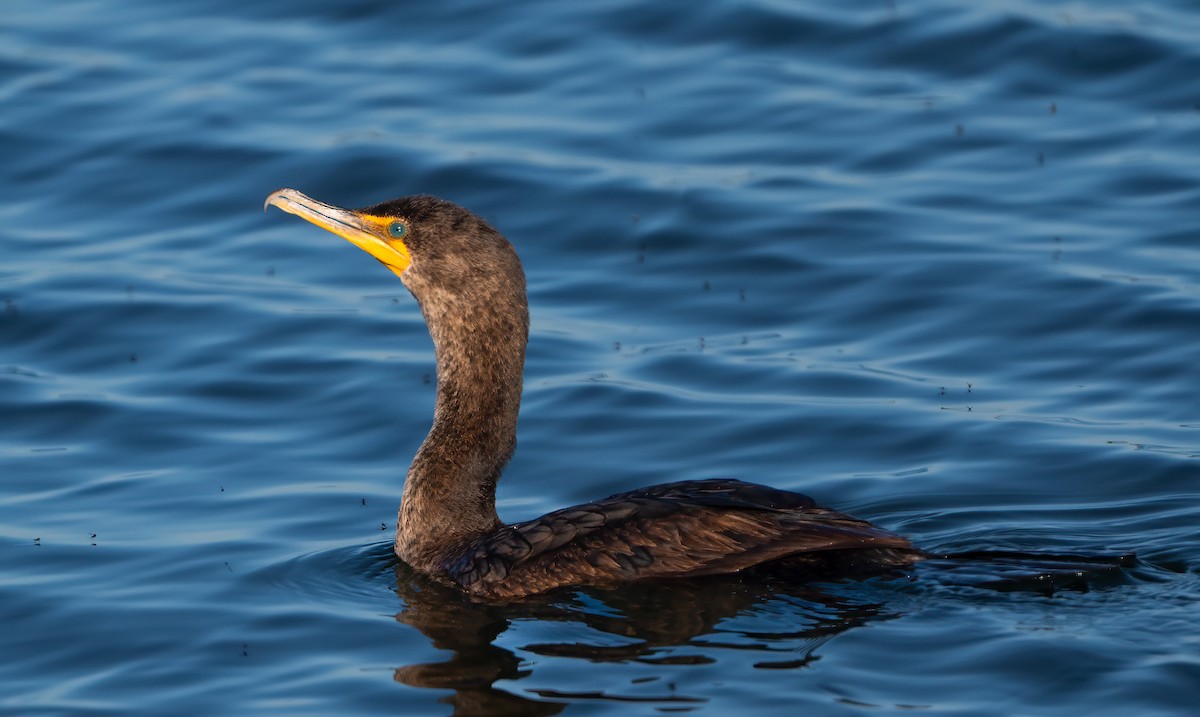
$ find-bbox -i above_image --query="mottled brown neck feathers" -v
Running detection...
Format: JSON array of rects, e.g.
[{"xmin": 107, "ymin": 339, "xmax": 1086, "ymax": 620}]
[{"xmin": 392, "ymin": 214, "xmax": 529, "ymax": 572}]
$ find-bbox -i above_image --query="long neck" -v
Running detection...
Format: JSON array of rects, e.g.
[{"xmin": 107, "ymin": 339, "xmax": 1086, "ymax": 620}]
[{"xmin": 395, "ymin": 281, "xmax": 529, "ymax": 572}]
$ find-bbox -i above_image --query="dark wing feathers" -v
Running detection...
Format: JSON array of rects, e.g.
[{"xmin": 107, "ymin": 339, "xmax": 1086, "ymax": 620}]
[
  {"xmin": 629, "ymin": 479, "xmax": 818, "ymax": 511},
  {"xmin": 447, "ymin": 478, "xmax": 914, "ymax": 599}
]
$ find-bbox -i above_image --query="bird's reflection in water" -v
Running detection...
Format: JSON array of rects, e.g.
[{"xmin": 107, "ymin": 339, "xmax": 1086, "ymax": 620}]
[
  {"xmin": 385, "ymin": 549, "xmax": 1137, "ymax": 714},
  {"xmin": 388, "ymin": 560, "xmax": 902, "ymax": 715}
]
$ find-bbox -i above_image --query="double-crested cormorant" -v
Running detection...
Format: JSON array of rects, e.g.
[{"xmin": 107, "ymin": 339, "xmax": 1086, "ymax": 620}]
[{"xmin": 265, "ymin": 189, "xmax": 922, "ymax": 600}]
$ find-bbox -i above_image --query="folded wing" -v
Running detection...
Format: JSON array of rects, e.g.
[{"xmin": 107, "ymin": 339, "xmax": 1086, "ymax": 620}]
[{"xmin": 446, "ymin": 479, "xmax": 916, "ymax": 599}]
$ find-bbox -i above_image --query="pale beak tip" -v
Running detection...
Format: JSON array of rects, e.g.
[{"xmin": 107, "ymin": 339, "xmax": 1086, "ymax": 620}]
[{"xmin": 264, "ymin": 188, "xmax": 293, "ymax": 213}]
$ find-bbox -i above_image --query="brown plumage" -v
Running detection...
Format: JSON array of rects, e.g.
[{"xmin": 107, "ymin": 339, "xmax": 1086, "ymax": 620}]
[
  {"xmin": 265, "ymin": 189, "xmax": 922, "ymax": 601},
  {"xmin": 450, "ymin": 478, "xmax": 917, "ymax": 600}
]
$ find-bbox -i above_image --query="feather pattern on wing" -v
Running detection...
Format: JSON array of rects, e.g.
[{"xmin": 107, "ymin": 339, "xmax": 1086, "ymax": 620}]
[{"xmin": 444, "ymin": 479, "xmax": 918, "ymax": 599}]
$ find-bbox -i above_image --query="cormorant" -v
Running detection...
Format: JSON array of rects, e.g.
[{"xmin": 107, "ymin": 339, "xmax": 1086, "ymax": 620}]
[{"xmin": 265, "ymin": 189, "xmax": 920, "ymax": 600}]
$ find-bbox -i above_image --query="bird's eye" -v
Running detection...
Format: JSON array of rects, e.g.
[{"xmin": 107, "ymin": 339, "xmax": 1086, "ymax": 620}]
[{"xmin": 388, "ymin": 221, "xmax": 408, "ymax": 239}]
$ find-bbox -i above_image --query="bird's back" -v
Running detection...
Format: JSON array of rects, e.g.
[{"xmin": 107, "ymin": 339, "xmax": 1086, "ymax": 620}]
[{"xmin": 445, "ymin": 479, "xmax": 920, "ymax": 600}]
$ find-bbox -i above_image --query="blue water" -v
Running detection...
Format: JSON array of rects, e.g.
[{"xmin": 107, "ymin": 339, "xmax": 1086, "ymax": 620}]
[{"xmin": 3, "ymin": 1, "xmax": 1198, "ymax": 714}]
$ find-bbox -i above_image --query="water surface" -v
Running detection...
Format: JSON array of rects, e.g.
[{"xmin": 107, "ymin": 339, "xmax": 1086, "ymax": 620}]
[{"xmin": 2, "ymin": 1, "xmax": 1198, "ymax": 715}]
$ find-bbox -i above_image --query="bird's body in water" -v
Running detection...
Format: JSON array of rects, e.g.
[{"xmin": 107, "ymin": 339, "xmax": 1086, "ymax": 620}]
[{"xmin": 265, "ymin": 189, "xmax": 923, "ymax": 600}]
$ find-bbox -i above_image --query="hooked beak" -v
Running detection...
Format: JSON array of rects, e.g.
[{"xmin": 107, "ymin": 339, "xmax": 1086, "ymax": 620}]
[{"xmin": 264, "ymin": 188, "xmax": 411, "ymax": 277}]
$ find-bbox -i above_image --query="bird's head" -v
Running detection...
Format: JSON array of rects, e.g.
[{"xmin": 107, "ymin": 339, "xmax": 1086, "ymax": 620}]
[{"xmin": 264, "ymin": 188, "xmax": 525, "ymax": 311}]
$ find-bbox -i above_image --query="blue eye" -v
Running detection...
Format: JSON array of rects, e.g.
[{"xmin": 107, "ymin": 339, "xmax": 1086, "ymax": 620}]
[{"xmin": 388, "ymin": 221, "xmax": 407, "ymax": 239}]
